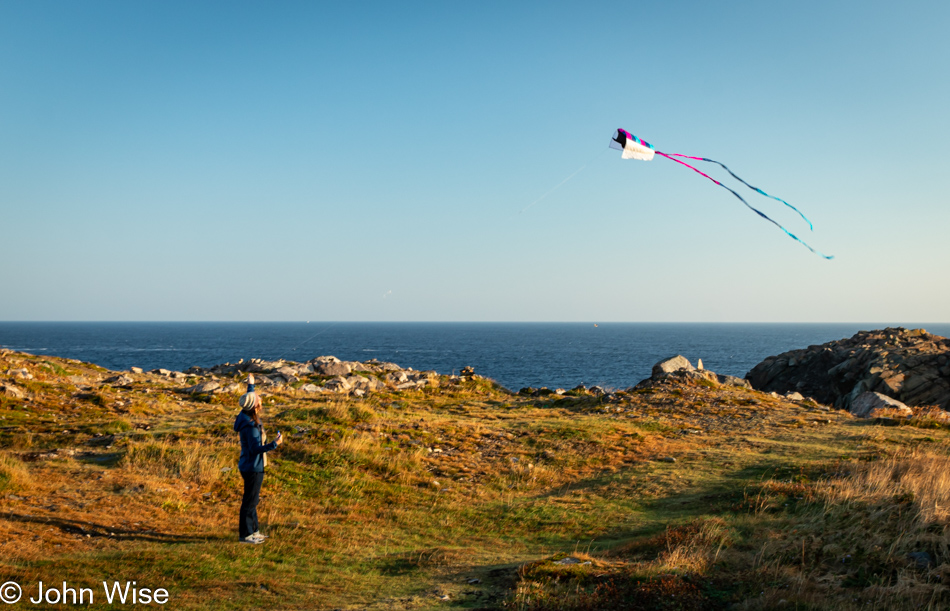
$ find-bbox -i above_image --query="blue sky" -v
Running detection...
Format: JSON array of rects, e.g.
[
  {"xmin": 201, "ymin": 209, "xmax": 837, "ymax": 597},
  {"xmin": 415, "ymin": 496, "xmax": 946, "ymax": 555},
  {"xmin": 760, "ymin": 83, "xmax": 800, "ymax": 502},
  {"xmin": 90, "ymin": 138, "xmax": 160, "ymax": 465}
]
[{"xmin": 1, "ymin": 1, "xmax": 948, "ymax": 322}]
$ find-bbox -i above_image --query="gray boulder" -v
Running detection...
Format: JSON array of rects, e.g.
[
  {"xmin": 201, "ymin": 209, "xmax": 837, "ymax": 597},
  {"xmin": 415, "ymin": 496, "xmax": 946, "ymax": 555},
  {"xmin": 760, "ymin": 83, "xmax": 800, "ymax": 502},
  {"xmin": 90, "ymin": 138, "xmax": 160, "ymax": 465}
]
[
  {"xmin": 280, "ymin": 363, "xmax": 313, "ymax": 377},
  {"xmin": 396, "ymin": 380, "xmax": 426, "ymax": 390},
  {"xmin": 386, "ymin": 371, "xmax": 409, "ymax": 384},
  {"xmin": 273, "ymin": 367, "xmax": 300, "ymax": 384},
  {"xmin": 717, "ymin": 374, "xmax": 752, "ymax": 389},
  {"xmin": 652, "ymin": 356, "xmax": 694, "ymax": 379},
  {"xmin": 314, "ymin": 361, "xmax": 351, "ymax": 376},
  {"xmin": 252, "ymin": 374, "xmax": 276, "ymax": 386},
  {"xmin": 275, "ymin": 366, "xmax": 297, "ymax": 378},
  {"xmin": 311, "ymin": 355, "xmax": 341, "ymax": 364},
  {"xmin": 850, "ymin": 392, "xmax": 913, "ymax": 418},
  {"xmin": 345, "ymin": 375, "xmax": 385, "ymax": 392},
  {"xmin": 324, "ymin": 376, "xmax": 352, "ymax": 392},
  {"xmin": 103, "ymin": 374, "xmax": 134, "ymax": 386},
  {"xmin": 186, "ymin": 380, "xmax": 221, "ymax": 394}
]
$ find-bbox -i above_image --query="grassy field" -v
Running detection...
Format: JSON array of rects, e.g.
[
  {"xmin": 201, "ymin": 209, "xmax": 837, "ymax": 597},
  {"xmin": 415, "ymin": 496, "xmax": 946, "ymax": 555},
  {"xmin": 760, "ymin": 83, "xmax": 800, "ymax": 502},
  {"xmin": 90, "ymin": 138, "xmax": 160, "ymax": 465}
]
[{"xmin": 2, "ymin": 351, "xmax": 949, "ymax": 609}]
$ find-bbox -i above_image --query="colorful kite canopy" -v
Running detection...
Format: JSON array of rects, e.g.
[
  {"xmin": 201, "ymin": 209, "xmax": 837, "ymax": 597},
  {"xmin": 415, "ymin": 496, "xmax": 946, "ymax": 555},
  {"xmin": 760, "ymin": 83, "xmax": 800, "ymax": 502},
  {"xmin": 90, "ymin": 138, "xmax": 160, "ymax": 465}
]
[
  {"xmin": 610, "ymin": 128, "xmax": 832, "ymax": 259},
  {"xmin": 610, "ymin": 129, "xmax": 655, "ymax": 161}
]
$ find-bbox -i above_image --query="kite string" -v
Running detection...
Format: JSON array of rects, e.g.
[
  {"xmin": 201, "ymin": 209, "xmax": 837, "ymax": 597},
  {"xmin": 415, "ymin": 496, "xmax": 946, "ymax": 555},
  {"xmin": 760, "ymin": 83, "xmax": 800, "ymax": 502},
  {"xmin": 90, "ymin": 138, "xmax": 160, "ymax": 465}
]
[
  {"xmin": 654, "ymin": 151, "xmax": 833, "ymax": 260},
  {"xmin": 663, "ymin": 153, "xmax": 813, "ymax": 230},
  {"xmin": 273, "ymin": 321, "xmax": 340, "ymax": 363},
  {"xmin": 519, "ymin": 148, "xmax": 608, "ymax": 214}
]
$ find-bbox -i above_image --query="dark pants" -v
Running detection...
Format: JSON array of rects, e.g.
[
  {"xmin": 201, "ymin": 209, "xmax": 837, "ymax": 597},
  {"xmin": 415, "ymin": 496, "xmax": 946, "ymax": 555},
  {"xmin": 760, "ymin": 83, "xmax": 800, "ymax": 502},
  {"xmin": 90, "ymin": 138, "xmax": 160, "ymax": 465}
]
[{"xmin": 239, "ymin": 470, "xmax": 264, "ymax": 540}]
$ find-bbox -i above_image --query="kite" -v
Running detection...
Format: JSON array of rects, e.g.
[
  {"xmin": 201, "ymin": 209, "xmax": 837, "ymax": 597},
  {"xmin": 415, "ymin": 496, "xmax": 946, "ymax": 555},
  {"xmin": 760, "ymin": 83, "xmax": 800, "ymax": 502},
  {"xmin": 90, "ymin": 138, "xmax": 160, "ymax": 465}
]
[{"xmin": 610, "ymin": 128, "xmax": 832, "ymax": 259}]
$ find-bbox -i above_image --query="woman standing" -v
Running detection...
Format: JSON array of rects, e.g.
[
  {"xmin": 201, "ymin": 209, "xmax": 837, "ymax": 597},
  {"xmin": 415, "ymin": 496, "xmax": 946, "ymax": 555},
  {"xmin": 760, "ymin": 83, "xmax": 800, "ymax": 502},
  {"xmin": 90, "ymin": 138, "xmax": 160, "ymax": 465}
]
[{"xmin": 234, "ymin": 374, "xmax": 282, "ymax": 544}]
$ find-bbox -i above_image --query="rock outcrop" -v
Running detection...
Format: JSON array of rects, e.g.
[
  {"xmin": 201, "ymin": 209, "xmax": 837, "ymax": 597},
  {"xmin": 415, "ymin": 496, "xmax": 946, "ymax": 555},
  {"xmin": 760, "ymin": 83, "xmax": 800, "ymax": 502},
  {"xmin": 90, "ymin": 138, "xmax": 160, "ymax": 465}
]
[
  {"xmin": 178, "ymin": 356, "xmax": 444, "ymax": 397},
  {"xmin": 637, "ymin": 355, "xmax": 752, "ymax": 390},
  {"xmin": 746, "ymin": 327, "xmax": 950, "ymax": 411}
]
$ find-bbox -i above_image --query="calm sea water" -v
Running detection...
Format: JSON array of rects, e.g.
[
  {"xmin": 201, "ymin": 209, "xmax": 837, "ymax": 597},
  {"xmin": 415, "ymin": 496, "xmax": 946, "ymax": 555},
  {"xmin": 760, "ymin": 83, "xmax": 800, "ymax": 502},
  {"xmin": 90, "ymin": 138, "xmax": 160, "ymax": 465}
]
[{"xmin": 1, "ymin": 322, "xmax": 947, "ymax": 392}]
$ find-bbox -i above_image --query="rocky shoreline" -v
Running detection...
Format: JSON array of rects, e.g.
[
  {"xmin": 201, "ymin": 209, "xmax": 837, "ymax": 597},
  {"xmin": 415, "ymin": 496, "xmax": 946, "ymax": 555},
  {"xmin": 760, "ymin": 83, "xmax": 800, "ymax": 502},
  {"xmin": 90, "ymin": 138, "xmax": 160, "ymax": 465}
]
[{"xmin": 3, "ymin": 327, "xmax": 948, "ymax": 420}]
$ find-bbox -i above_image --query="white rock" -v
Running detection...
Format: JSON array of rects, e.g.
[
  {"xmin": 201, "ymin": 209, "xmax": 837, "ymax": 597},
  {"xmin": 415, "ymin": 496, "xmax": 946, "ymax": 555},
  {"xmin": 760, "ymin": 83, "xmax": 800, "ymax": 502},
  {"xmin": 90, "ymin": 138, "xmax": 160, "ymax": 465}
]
[{"xmin": 850, "ymin": 392, "xmax": 912, "ymax": 418}]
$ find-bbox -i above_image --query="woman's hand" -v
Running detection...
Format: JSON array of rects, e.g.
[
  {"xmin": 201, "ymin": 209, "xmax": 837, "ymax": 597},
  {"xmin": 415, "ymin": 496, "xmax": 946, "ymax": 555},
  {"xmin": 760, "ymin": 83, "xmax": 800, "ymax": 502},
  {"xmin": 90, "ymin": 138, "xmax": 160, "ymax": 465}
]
[{"xmin": 275, "ymin": 432, "xmax": 283, "ymax": 446}]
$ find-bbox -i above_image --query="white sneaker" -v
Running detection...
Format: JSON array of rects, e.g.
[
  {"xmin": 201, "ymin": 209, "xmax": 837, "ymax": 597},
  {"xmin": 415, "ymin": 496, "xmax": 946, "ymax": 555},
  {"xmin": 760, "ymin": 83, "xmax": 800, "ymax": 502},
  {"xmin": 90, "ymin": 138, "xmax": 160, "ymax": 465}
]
[
  {"xmin": 240, "ymin": 535, "xmax": 264, "ymax": 544},
  {"xmin": 251, "ymin": 531, "xmax": 268, "ymax": 539}
]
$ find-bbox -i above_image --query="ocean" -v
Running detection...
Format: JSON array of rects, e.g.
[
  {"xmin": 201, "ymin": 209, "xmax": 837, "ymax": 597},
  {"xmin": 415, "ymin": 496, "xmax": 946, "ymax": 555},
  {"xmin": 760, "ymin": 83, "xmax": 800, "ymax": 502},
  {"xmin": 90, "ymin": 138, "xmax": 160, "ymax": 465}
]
[{"xmin": 1, "ymin": 322, "xmax": 947, "ymax": 392}]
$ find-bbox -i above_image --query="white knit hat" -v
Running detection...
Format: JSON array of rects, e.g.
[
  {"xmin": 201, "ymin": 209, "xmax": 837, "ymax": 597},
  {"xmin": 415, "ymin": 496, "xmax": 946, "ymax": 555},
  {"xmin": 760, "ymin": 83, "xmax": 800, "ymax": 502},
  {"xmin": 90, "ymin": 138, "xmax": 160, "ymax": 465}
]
[{"xmin": 239, "ymin": 392, "xmax": 259, "ymax": 411}]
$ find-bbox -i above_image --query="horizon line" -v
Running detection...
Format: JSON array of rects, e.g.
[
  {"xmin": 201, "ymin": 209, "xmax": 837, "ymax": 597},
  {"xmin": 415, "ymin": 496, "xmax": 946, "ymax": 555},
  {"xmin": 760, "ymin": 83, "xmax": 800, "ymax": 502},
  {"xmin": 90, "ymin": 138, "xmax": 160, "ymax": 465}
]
[{"xmin": 1, "ymin": 320, "xmax": 947, "ymax": 325}]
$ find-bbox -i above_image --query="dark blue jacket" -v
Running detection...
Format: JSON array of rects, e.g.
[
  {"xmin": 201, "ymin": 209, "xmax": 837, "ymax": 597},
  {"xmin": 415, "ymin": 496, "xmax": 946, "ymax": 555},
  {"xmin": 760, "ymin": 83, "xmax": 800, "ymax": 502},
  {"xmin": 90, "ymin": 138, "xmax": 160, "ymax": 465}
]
[{"xmin": 234, "ymin": 411, "xmax": 277, "ymax": 473}]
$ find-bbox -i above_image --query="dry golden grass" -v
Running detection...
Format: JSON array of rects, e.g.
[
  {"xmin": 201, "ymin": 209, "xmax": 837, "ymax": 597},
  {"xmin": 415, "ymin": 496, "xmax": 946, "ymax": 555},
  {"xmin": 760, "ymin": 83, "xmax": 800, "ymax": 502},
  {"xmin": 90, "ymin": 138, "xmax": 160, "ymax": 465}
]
[
  {"xmin": 724, "ymin": 451, "xmax": 950, "ymax": 610},
  {"xmin": 829, "ymin": 452, "xmax": 950, "ymax": 525},
  {"xmin": 656, "ymin": 517, "xmax": 733, "ymax": 574},
  {"xmin": 3, "ymin": 350, "xmax": 950, "ymax": 609},
  {"xmin": 0, "ymin": 451, "xmax": 31, "ymax": 491},
  {"xmin": 122, "ymin": 438, "xmax": 230, "ymax": 486}
]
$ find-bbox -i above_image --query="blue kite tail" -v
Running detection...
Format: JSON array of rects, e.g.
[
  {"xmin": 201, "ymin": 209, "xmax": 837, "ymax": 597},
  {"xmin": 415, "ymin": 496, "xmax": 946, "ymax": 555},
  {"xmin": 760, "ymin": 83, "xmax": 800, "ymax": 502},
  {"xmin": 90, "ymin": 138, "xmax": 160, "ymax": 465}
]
[
  {"xmin": 665, "ymin": 153, "xmax": 815, "ymax": 231},
  {"xmin": 715, "ymin": 178, "xmax": 833, "ymax": 259},
  {"xmin": 655, "ymin": 151, "xmax": 833, "ymax": 259}
]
